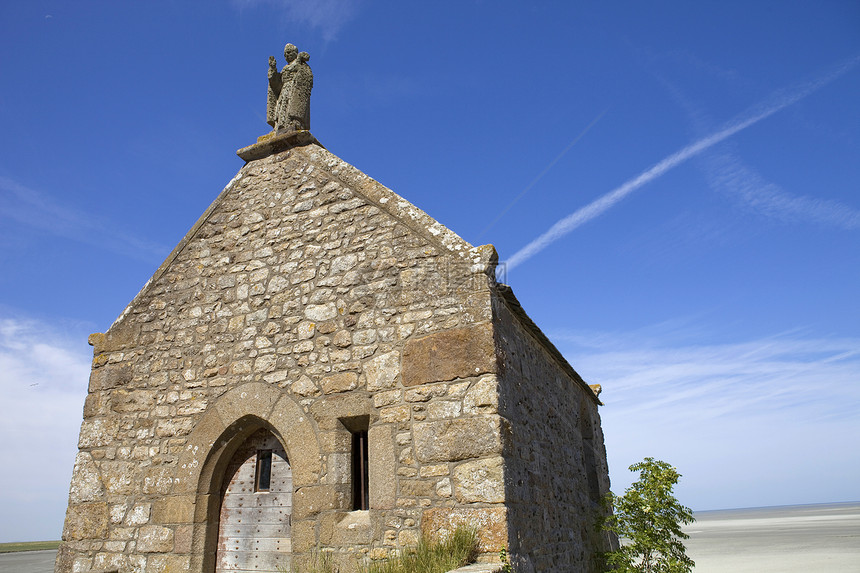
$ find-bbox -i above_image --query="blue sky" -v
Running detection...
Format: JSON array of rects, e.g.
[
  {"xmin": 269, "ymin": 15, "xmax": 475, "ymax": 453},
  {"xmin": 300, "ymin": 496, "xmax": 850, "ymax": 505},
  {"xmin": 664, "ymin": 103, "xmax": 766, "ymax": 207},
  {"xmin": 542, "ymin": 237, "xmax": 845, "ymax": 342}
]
[{"xmin": 1, "ymin": 1, "xmax": 858, "ymax": 542}]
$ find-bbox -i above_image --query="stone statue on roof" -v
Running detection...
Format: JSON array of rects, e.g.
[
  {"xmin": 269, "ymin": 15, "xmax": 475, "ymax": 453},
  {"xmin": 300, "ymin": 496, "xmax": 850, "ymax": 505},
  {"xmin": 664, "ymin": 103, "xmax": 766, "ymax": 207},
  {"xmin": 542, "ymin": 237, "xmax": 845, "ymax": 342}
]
[{"xmin": 267, "ymin": 43, "xmax": 313, "ymax": 131}]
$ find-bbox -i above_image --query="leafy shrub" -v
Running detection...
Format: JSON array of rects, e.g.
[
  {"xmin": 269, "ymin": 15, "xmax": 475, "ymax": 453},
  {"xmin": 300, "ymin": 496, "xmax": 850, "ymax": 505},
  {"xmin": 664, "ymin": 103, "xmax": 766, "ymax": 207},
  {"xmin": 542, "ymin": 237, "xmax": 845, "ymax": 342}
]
[{"xmin": 601, "ymin": 458, "xmax": 695, "ymax": 573}]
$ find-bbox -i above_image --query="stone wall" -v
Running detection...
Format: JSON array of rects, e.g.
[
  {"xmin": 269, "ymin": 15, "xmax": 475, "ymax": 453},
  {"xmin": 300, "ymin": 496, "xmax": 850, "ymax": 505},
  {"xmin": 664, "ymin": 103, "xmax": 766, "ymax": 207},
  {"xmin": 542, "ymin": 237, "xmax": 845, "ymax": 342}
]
[
  {"xmin": 56, "ymin": 141, "xmax": 503, "ymax": 573},
  {"xmin": 492, "ymin": 288, "xmax": 611, "ymax": 573},
  {"xmin": 57, "ymin": 135, "xmax": 613, "ymax": 573}
]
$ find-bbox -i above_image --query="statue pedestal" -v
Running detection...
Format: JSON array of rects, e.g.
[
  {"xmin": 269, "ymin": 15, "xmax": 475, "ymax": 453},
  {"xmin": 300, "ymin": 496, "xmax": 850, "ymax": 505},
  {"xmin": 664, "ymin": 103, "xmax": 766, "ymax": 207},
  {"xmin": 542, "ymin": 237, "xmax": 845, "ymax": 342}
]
[{"xmin": 236, "ymin": 130, "xmax": 322, "ymax": 162}]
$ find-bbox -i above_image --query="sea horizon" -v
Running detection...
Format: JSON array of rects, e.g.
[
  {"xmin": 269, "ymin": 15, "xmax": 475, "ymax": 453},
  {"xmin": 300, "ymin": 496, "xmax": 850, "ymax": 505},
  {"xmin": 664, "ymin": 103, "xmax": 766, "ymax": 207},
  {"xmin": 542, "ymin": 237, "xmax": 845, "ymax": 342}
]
[{"xmin": 691, "ymin": 499, "xmax": 860, "ymax": 514}]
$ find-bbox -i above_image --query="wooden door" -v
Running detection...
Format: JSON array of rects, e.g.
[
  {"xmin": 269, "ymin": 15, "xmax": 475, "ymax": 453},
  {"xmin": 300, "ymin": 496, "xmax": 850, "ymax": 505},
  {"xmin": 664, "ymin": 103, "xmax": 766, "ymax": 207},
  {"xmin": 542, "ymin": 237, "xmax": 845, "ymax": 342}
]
[{"xmin": 215, "ymin": 429, "xmax": 292, "ymax": 573}]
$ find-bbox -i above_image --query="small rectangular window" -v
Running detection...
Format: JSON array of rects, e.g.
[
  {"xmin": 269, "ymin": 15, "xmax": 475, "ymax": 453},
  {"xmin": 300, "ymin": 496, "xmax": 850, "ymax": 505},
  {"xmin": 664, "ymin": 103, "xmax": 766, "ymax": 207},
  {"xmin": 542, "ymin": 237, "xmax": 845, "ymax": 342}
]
[
  {"xmin": 352, "ymin": 431, "xmax": 369, "ymax": 510},
  {"xmin": 255, "ymin": 449, "xmax": 272, "ymax": 492}
]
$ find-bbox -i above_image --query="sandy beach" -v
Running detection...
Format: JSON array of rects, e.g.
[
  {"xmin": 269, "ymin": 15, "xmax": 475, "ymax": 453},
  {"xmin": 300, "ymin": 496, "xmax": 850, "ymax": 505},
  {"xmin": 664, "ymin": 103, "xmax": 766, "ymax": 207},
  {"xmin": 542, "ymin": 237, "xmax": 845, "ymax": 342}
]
[{"xmin": 683, "ymin": 501, "xmax": 860, "ymax": 572}]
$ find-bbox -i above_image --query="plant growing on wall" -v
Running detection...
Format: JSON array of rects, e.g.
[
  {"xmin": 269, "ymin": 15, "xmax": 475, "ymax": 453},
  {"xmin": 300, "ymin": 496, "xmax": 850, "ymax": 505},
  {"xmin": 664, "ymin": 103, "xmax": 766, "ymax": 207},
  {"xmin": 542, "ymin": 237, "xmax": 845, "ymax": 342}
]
[{"xmin": 601, "ymin": 457, "xmax": 695, "ymax": 573}]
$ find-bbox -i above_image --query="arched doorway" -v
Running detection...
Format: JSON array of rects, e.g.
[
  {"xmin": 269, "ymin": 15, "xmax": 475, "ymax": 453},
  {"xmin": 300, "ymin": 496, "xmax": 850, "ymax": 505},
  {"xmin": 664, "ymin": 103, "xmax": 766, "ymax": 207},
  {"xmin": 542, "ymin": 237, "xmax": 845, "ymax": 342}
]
[{"xmin": 215, "ymin": 428, "xmax": 293, "ymax": 573}]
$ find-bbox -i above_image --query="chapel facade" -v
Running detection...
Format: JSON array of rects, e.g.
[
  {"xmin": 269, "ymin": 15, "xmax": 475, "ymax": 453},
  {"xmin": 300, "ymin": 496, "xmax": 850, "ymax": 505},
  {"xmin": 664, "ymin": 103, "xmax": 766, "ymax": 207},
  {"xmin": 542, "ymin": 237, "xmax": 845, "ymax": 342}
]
[{"xmin": 56, "ymin": 47, "xmax": 612, "ymax": 573}]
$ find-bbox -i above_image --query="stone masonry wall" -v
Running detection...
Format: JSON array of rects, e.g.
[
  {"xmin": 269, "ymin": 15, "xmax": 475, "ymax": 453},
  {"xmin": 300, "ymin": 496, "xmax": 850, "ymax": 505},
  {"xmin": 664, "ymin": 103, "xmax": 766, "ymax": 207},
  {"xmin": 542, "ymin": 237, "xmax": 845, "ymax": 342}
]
[
  {"xmin": 56, "ymin": 141, "xmax": 505, "ymax": 573},
  {"xmin": 492, "ymin": 290, "xmax": 611, "ymax": 573}
]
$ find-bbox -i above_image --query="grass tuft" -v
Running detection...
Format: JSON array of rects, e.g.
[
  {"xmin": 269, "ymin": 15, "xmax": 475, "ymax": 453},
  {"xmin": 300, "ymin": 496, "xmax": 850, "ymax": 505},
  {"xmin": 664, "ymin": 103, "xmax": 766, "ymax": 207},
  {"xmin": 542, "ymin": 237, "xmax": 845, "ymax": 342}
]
[
  {"xmin": 291, "ymin": 549, "xmax": 336, "ymax": 573},
  {"xmin": 289, "ymin": 526, "xmax": 479, "ymax": 573},
  {"xmin": 361, "ymin": 526, "xmax": 479, "ymax": 573}
]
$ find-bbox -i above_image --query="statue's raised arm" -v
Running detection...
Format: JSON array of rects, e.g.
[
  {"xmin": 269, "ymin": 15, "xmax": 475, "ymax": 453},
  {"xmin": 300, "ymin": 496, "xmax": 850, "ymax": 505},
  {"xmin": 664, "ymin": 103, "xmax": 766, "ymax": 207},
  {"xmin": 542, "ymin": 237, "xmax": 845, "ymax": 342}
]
[{"xmin": 266, "ymin": 55, "xmax": 282, "ymax": 128}]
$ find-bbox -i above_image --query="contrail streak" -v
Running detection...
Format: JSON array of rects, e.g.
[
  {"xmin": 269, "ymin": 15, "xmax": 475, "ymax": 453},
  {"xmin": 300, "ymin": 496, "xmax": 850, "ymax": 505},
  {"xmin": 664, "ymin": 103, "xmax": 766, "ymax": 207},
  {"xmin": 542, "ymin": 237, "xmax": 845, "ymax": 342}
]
[
  {"xmin": 503, "ymin": 56, "xmax": 859, "ymax": 273},
  {"xmin": 477, "ymin": 109, "xmax": 607, "ymax": 239}
]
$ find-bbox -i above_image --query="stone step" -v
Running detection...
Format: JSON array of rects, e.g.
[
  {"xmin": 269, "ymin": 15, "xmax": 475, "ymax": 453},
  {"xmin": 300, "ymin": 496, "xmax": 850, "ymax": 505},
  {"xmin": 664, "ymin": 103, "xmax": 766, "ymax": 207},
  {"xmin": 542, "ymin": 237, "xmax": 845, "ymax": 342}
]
[{"xmin": 444, "ymin": 564, "xmax": 502, "ymax": 573}]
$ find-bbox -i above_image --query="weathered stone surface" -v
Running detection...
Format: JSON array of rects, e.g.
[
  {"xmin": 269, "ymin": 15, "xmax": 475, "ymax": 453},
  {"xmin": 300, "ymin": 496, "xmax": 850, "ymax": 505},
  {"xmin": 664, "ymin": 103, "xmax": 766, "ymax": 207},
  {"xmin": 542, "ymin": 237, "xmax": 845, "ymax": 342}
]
[
  {"xmin": 427, "ymin": 400, "xmax": 462, "ymax": 419},
  {"xmin": 293, "ymin": 485, "xmax": 343, "ymax": 519},
  {"xmin": 453, "ymin": 457, "xmax": 505, "ymax": 503},
  {"xmin": 435, "ymin": 478, "xmax": 453, "ymax": 497},
  {"xmin": 101, "ymin": 325, "xmax": 137, "ymax": 352},
  {"xmin": 152, "ymin": 496, "xmax": 195, "ymax": 524},
  {"xmin": 155, "ymin": 416, "xmax": 195, "ymax": 438},
  {"xmin": 137, "ymin": 525, "xmax": 174, "ymax": 553},
  {"xmin": 413, "ymin": 417, "xmax": 504, "ymax": 462},
  {"xmin": 110, "ymin": 389, "xmax": 156, "ymax": 413},
  {"xmin": 290, "ymin": 519, "xmax": 317, "ymax": 554},
  {"xmin": 291, "ymin": 374, "xmax": 319, "ymax": 397},
  {"xmin": 379, "ymin": 404, "xmax": 410, "ymax": 424},
  {"xmin": 173, "ymin": 524, "xmax": 193, "ymax": 554},
  {"xmin": 142, "ymin": 466, "xmax": 175, "ymax": 495},
  {"xmin": 268, "ymin": 394, "xmax": 323, "ymax": 486},
  {"xmin": 88, "ymin": 364, "xmax": 132, "ymax": 392},
  {"xmin": 213, "ymin": 382, "xmax": 280, "ymax": 427},
  {"xmin": 494, "ymin": 293, "xmax": 613, "ymax": 571},
  {"xmin": 463, "ymin": 375, "xmax": 499, "ymax": 414},
  {"xmin": 305, "ymin": 302, "xmax": 337, "ymax": 322},
  {"xmin": 53, "ymin": 543, "xmax": 74, "ymax": 573},
  {"xmin": 419, "ymin": 464, "xmax": 449, "ymax": 477},
  {"xmin": 368, "ymin": 424, "xmax": 396, "ymax": 509},
  {"xmin": 77, "ymin": 417, "xmax": 118, "ymax": 449},
  {"xmin": 319, "ymin": 511, "xmax": 372, "ymax": 545},
  {"xmin": 125, "ymin": 503, "xmax": 151, "ymax": 527},
  {"xmin": 146, "ymin": 554, "xmax": 191, "ymax": 572},
  {"xmin": 405, "ymin": 385, "xmax": 447, "ymax": 403},
  {"xmin": 170, "ymin": 413, "xmax": 228, "ymax": 495},
  {"xmin": 422, "ymin": 507, "xmax": 507, "ymax": 553},
  {"xmin": 92, "ymin": 552, "xmax": 131, "ymax": 572},
  {"xmin": 102, "ymin": 462, "xmax": 135, "ymax": 494},
  {"xmin": 398, "ymin": 528, "xmax": 420, "ymax": 546},
  {"xmin": 321, "ymin": 371, "xmax": 358, "ymax": 394},
  {"xmin": 401, "ymin": 479, "xmax": 435, "ymax": 497},
  {"xmin": 63, "ymin": 502, "xmax": 109, "ymax": 540},
  {"xmin": 402, "ymin": 323, "xmax": 497, "ymax": 386},
  {"xmin": 68, "ymin": 452, "xmax": 104, "ymax": 504},
  {"xmin": 365, "ymin": 350, "xmax": 399, "ymax": 391},
  {"xmin": 309, "ymin": 392, "xmax": 372, "ymax": 431}
]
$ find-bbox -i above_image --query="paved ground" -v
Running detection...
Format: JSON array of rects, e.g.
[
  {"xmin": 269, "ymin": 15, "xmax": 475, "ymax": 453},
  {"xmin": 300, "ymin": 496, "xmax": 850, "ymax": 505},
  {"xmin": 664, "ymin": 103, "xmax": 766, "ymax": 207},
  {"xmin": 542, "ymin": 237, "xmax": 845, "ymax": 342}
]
[
  {"xmin": 2, "ymin": 502, "xmax": 858, "ymax": 572},
  {"xmin": 684, "ymin": 502, "xmax": 860, "ymax": 572},
  {"xmin": 0, "ymin": 549, "xmax": 55, "ymax": 573}
]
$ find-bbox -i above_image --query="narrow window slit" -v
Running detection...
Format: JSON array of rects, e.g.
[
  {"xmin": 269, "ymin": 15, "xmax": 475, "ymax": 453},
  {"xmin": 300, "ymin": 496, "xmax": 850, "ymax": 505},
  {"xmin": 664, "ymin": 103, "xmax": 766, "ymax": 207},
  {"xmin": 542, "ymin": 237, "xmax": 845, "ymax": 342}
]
[
  {"xmin": 255, "ymin": 449, "xmax": 272, "ymax": 492},
  {"xmin": 352, "ymin": 430, "xmax": 369, "ymax": 510}
]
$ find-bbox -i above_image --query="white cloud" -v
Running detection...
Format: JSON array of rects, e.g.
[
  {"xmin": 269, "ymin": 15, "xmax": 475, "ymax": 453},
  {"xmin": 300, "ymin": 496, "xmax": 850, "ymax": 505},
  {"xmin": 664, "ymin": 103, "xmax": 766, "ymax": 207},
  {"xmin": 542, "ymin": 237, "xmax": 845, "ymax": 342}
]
[
  {"xmin": 702, "ymin": 149, "xmax": 860, "ymax": 230},
  {"xmin": 232, "ymin": 0, "xmax": 359, "ymax": 42},
  {"xmin": 0, "ymin": 176, "xmax": 168, "ymax": 263},
  {"xmin": 654, "ymin": 55, "xmax": 860, "ymax": 233},
  {"xmin": 0, "ymin": 316, "xmax": 91, "ymax": 542},
  {"xmin": 551, "ymin": 327, "xmax": 860, "ymax": 509}
]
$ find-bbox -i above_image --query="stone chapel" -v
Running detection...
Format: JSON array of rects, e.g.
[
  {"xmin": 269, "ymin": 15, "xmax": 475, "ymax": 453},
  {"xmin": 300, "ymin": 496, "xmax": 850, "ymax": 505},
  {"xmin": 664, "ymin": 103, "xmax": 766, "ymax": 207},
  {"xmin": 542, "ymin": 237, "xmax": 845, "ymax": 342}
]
[{"xmin": 56, "ymin": 45, "xmax": 613, "ymax": 573}]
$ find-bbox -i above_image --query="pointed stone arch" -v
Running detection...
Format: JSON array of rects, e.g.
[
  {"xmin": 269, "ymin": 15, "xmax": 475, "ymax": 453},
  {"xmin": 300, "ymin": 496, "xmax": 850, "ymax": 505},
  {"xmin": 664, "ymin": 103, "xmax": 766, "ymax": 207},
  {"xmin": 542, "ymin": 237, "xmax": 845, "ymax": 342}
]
[{"xmin": 164, "ymin": 382, "xmax": 321, "ymax": 572}]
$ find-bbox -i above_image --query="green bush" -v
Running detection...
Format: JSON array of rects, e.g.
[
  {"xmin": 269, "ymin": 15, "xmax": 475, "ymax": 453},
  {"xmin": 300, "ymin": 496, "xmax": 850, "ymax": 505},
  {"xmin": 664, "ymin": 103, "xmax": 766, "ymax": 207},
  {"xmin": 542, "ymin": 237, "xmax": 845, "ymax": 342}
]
[{"xmin": 601, "ymin": 457, "xmax": 695, "ymax": 573}]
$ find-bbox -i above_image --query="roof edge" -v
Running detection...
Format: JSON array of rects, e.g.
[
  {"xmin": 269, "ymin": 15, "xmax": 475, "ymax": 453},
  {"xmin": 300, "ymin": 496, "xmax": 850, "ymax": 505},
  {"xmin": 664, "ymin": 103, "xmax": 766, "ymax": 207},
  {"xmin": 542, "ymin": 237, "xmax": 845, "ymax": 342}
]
[
  {"xmin": 494, "ymin": 283, "xmax": 603, "ymax": 405},
  {"xmin": 107, "ymin": 166, "xmax": 251, "ymax": 333},
  {"xmin": 297, "ymin": 142, "xmax": 497, "ymax": 273}
]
